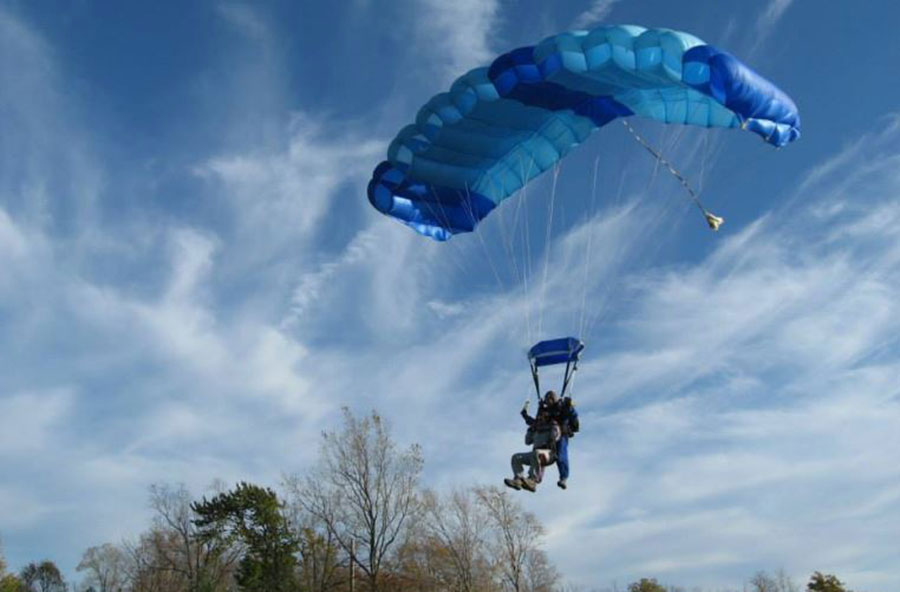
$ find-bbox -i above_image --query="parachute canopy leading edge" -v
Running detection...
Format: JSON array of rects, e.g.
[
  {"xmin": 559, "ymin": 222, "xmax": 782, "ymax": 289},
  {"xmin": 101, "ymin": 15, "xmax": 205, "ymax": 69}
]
[{"xmin": 368, "ymin": 24, "xmax": 800, "ymax": 241}]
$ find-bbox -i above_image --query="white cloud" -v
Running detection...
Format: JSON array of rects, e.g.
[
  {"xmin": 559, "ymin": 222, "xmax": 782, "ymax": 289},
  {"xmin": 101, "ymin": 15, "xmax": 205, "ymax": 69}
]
[
  {"xmin": 794, "ymin": 113, "xmax": 900, "ymax": 201},
  {"xmin": 0, "ymin": 389, "xmax": 73, "ymax": 456},
  {"xmin": 283, "ymin": 227, "xmax": 380, "ymax": 326},
  {"xmin": 749, "ymin": 0, "xmax": 796, "ymax": 55},
  {"xmin": 426, "ymin": 299, "xmax": 467, "ymax": 319},
  {"xmin": 163, "ymin": 228, "xmax": 218, "ymax": 305},
  {"xmin": 64, "ymin": 227, "xmax": 325, "ymax": 422},
  {"xmin": 193, "ymin": 114, "xmax": 382, "ymax": 269},
  {"xmin": 758, "ymin": 0, "xmax": 795, "ymax": 31},
  {"xmin": 572, "ymin": 0, "xmax": 623, "ymax": 29},
  {"xmin": 0, "ymin": 9, "xmax": 103, "ymax": 236},
  {"xmin": 0, "ymin": 208, "xmax": 48, "ymax": 296},
  {"xmin": 417, "ymin": 0, "xmax": 501, "ymax": 82},
  {"xmin": 0, "ymin": 209, "xmax": 27, "ymax": 257},
  {"xmin": 216, "ymin": 2, "xmax": 269, "ymax": 41}
]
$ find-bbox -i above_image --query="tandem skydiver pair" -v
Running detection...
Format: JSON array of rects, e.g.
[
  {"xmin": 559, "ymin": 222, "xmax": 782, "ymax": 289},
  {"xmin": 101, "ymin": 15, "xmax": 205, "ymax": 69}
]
[{"xmin": 504, "ymin": 338, "xmax": 582, "ymax": 493}]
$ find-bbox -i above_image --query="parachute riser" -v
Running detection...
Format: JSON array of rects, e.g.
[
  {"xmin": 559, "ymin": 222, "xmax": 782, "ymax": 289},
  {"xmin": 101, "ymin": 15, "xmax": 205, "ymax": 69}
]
[
  {"xmin": 530, "ymin": 359, "xmax": 542, "ymax": 400},
  {"xmin": 560, "ymin": 358, "xmax": 578, "ymax": 398},
  {"xmin": 530, "ymin": 357, "xmax": 579, "ymax": 402}
]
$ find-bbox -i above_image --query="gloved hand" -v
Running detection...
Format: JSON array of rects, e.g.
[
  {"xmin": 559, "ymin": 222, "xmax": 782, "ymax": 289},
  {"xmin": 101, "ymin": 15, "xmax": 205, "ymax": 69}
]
[{"xmin": 522, "ymin": 399, "xmax": 530, "ymax": 412}]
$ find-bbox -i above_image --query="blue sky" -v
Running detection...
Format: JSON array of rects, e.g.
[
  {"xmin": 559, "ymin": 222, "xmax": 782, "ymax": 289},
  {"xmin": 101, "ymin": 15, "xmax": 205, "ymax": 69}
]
[{"xmin": 2, "ymin": 0, "xmax": 900, "ymax": 590}]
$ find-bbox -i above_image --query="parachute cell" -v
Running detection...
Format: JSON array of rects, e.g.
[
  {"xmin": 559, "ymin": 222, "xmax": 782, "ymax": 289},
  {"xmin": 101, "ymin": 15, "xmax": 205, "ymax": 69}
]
[{"xmin": 368, "ymin": 25, "xmax": 800, "ymax": 240}]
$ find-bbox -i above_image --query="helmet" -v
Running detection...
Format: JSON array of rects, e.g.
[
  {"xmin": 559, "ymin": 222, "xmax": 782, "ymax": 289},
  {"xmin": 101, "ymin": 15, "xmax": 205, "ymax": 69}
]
[{"xmin": 544, "ymin": 390, "xmax": 559, "ymax": 405}]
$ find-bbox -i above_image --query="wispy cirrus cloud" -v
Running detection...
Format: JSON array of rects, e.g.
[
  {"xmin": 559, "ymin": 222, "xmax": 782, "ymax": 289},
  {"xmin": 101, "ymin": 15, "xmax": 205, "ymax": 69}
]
[
  {"xmin": 282, "ymin": 227, "xmax": 380, "ymax": 327},
  {"xmin": 270, "ymin": 0, "xmax": 508, "ymax": 335},
  {"xmin": 571, "ymin": 0, "xmax": 623, "ymax": 29},
  {"xmin": 749, "ymin": 0, "xmax": 796, "ymax": 55},
  {"xmin": 0, "ymin": 389, "xmax": 73, "ymax": 457},
  {"xmin": 416, "ymin": 0, "xmax": 502, "ymax": 82},
  {"xmin": 0, "ymin": 9, "xmax": 103, "ymax": 237},
  {"xmin": 0, "ymin": 4, "xmax": 343, "ymax": 571},
  {"xmin": 193, "ymin": 114, "xmax": 382, "ymax": 268},
  {"xmin": 758, "ymin": 0, "xmax": 795, "ymax": 32},
  {"xmin": 216, "ymin": 2, "xmax": 269, "ymax": 41}
]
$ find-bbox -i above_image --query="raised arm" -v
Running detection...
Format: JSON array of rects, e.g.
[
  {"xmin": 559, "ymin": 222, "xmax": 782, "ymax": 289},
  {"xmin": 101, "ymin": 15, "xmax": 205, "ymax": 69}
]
[{"xmin": 520, "ymin": 399, "xmax": 535, "ymax": 426}]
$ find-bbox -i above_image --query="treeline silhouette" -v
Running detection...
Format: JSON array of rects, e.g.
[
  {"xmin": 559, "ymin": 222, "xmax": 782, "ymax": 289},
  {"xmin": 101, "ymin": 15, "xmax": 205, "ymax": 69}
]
[{"xmin": 1, "ymin": 409, "xmax": 857, "ymax": 592}]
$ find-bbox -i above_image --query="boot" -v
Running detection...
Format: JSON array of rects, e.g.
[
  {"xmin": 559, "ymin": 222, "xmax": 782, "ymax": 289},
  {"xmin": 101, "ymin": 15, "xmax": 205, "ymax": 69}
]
[
  {"xmin": 504, "ymin": 477, "xmax": 523, "ymax": 490},
  {"xmin": 520, "ymin": 478, "xmax": 537, "ymax": 492}
]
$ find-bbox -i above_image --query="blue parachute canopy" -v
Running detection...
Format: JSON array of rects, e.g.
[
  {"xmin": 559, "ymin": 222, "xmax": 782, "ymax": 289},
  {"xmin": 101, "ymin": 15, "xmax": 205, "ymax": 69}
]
[
  {"xmin": 528, "ymin": 337, "xmax": 585, "ymax": 367},
  {"xmin": 368, "ymin": 24, "xmax": 800, "ymax": 241}
]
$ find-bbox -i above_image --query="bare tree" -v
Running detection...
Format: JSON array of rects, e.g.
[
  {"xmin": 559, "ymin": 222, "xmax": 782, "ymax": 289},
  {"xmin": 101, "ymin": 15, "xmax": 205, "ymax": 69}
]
[
  {"xmin": 389, "ymin": 531, "xmax": 443, "ymax": 592},
  {"xmin": 19, "ymin": 561, "xmax": 66, "ymax": 592},
  {"xmin": 748, "ymin": 570, "xmax": 800, "ymax": 592},
  {"xmin": 76, "ymin": 544, "xmax": 128, "ymax": 592},
  {"xmin": 282, "ymin": 478, "xmax": 346, "ymax": 592},
  {"xmin": 774, "ymin": 569, "xmax": 799, "ymax": 592},
  {"xmin": 297, "ymin": 525, "xmax": 344, "ymax": 592},
  {"xmin": 148, "ymin": 483, "xmax": 240, "ymax": 591},
  {"xmin": 420, "ymin": 488, "xmax": 494, "ymax": 592},
  {"xmin": 522, "ymin": 547, "xmax": 556, "ymax": 592},
  {"xmin": 749, "ymin": 572, "xmax": 779, "ymax": 592},
  {"xmin": 474, "ymin": 486, "xmax": 545, "ymax": 592},
  {"xmin": 122, "ymin": 529, "xmax": 191, "ymax": 592},
  {"xmin": 295, "ymin": 408, "xmax": 424, "ymax": 592}
]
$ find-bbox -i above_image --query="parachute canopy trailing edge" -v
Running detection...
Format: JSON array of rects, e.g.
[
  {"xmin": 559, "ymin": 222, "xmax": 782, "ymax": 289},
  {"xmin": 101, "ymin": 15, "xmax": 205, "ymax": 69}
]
[{"xmin": 368, "ymin": 24, "xmax": 800, "ymax": 241}]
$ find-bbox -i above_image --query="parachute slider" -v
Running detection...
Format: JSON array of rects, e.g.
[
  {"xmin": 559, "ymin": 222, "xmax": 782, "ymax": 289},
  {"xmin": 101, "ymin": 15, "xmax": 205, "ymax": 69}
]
[
  {"xmin": 704, "ymin": 211, "xmax": 724, "ymax": 231},
  {"xmin": 621, "ymin": 120, "xmax": 724, "ymax": 233}
]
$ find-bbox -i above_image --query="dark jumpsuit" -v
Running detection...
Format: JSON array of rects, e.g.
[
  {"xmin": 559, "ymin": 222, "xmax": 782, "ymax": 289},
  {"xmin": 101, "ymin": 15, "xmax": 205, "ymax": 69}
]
[{"xmin": 521, "ymin": 399, "xmax": 578, "ymax": 481}]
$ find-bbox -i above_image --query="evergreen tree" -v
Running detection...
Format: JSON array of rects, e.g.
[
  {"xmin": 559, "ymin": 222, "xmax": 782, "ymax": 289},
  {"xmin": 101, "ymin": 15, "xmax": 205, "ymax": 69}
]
[
  {"xmin": 628, "ymin": 578, "xmax": 667, "ymax": 592},
  {"xmin": 807, "ymin": 572, "xmax": 850, "ymax": 592},
  {"xmin": 193, "ymin": 482, "xmax": 299, "ymax": 592}
]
